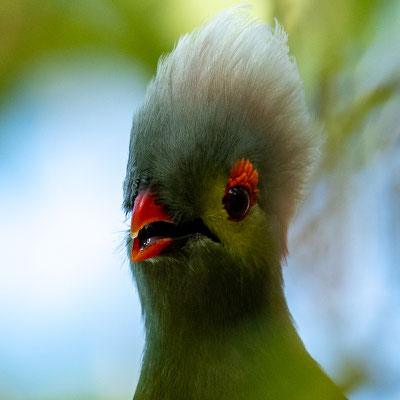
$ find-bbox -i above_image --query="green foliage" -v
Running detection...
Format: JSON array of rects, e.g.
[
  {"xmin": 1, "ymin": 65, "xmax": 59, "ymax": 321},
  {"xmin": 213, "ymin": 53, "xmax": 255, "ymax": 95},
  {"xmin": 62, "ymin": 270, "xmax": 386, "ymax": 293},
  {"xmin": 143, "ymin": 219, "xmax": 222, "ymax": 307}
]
[
  {"xmin": 270, "ymin": 0, "xmax": 400, "ymax": 169},
  {"xmin": 0, "ymin": 0, "xmax": 172, "ymax": 97}
]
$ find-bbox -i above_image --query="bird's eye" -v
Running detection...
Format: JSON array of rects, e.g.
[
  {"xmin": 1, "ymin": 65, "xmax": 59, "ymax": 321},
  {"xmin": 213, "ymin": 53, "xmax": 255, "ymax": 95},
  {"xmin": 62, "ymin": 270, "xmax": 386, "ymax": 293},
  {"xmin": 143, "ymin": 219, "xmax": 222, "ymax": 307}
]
[
  {"xmin": 223, "ymin": 186, "xmax": 251, "ymax": 221},
  {"xmin": 223, "ymin": 158, "xmax": 259, "ymax": 222}
]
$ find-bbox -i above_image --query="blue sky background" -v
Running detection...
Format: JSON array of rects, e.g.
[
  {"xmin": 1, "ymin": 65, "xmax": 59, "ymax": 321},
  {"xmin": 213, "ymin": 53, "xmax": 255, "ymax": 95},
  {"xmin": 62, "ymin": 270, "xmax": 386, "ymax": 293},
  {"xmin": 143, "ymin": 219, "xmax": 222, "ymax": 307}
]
[{"xmin": 0, "ymin": 57, "xmax": 146, "ymax": 399}]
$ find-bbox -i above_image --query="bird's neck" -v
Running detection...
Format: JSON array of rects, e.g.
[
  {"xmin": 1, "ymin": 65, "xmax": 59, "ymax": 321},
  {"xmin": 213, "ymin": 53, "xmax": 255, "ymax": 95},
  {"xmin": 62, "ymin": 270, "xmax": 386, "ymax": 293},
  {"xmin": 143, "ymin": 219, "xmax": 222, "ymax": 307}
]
[
  {"xmin": 133, "ymin": 255, "xmax": 344, "ymax": 400},
  {"xmin": 134, "ymin": 299, "xmax": 326, "ymax": 400}
]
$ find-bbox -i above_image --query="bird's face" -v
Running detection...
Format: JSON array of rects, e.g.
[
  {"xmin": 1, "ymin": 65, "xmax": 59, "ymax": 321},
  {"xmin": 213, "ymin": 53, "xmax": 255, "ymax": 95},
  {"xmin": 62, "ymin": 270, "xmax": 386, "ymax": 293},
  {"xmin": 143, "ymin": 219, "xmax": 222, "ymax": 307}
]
[
  {"xmin": 124, "ymin": 105, "xmax": 285, "ymax": 327},
  {"xmin": 130, "ymin": 158, "xmax": 265, "ymax": 264}
]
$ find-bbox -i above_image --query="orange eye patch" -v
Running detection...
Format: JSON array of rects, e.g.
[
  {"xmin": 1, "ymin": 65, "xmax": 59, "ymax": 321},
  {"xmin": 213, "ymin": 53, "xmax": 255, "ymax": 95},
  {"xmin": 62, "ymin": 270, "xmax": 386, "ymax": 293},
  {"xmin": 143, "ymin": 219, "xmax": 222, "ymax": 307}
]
[{"xmin": 225, "ymin": 158, "xmax": 259, "ymax": 206}]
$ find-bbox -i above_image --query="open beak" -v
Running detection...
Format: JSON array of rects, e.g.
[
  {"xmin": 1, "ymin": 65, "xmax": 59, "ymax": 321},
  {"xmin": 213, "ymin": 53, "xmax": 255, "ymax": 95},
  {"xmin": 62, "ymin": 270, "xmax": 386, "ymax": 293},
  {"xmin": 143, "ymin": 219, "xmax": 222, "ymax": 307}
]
[
  {"xmin": 130, "ymin": 189, "xmax": 173, "ymax": 262},
  {"xmin": 130, "ymin": 189, "xmax": 220, "ymax": 262}
]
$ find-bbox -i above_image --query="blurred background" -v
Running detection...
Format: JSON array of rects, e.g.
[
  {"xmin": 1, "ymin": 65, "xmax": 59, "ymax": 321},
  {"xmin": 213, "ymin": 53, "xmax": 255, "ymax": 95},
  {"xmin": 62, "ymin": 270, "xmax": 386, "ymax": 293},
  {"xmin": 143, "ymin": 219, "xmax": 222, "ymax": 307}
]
[{"xmin": 0, "ymin": 0, "xmax": 399, "ymax": 399}]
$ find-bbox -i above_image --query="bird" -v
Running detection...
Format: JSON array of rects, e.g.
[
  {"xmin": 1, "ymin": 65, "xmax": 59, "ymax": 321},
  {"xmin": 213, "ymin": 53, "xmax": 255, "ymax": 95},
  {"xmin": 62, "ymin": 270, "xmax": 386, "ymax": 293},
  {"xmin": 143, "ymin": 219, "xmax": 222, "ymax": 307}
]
[{"xmin": 123, "ymin": 7, "xmax": 347, "ymax": 400}]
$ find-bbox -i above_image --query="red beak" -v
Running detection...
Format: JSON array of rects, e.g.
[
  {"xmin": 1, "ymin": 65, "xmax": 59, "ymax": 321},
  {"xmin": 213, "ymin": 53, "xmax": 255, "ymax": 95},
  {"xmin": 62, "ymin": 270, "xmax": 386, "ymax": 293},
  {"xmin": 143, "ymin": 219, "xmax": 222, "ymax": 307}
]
[{"xmin": 130, "ymin": 189, "xmax": 173, "ymax": 262}]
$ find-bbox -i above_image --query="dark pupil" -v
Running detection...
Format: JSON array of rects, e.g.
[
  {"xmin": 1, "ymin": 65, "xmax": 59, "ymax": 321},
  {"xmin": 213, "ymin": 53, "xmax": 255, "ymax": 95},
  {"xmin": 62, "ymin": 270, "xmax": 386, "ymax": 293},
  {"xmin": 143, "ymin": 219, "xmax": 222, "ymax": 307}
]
[{"xmin": 223, "ymin": 186, "xmax": 251, "ymax": 221}]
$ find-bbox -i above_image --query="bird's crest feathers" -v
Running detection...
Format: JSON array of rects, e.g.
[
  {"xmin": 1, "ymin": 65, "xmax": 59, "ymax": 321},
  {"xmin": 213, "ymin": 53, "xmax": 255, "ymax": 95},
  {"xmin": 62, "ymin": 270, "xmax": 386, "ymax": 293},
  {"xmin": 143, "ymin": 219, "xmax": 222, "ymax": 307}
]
[{"xmin": 136, "ymin": 7, "xmax": 321, "ymax": 226}]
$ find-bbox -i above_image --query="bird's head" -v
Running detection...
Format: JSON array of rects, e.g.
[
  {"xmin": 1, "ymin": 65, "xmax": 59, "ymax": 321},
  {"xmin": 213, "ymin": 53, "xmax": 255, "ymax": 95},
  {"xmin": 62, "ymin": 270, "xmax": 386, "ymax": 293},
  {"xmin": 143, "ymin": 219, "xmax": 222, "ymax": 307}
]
[{"xmin": 123, "ymin": 9, "xmax": 321, "ymax": 330}]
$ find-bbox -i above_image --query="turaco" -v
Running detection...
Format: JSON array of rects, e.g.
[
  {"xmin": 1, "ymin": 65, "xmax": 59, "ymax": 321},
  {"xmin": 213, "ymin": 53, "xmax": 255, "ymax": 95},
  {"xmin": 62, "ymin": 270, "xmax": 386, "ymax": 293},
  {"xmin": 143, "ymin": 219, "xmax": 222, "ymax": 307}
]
[{"xmin": 123, "ymin": 7, "xmax": 347, "ymax": 400}]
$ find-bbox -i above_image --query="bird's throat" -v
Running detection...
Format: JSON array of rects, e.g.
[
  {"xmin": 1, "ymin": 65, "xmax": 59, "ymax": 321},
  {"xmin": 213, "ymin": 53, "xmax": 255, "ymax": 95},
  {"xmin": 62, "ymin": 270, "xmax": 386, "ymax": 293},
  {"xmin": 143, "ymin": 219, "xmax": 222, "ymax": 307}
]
[
  {"xmin": 133, "ymin": 259, "xmax": 346, "ymax": 400},
  {"xmin": 134, "ymin": 308, "xmax": 313, "ymax": 400}
]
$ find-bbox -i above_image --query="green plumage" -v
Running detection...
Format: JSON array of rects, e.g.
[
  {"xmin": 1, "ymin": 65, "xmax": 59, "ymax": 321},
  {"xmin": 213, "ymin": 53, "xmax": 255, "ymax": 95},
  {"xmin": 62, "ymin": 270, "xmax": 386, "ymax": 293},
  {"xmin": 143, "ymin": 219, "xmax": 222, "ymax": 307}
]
[{"xmin": 124, "ymin": 7, "xmax": 346, "ymax": 400}]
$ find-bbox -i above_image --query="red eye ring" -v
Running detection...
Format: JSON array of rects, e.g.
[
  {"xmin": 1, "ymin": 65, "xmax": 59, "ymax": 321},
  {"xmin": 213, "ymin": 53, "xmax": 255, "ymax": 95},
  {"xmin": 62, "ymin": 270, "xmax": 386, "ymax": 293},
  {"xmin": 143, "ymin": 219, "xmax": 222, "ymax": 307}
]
[
  {"xmin": 225, "ymin": 158, "xmax": 259, "ymax": 204},
  {"xmin": 223, "ymin": 158, "xmax": 259, "ymax": 221}
]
